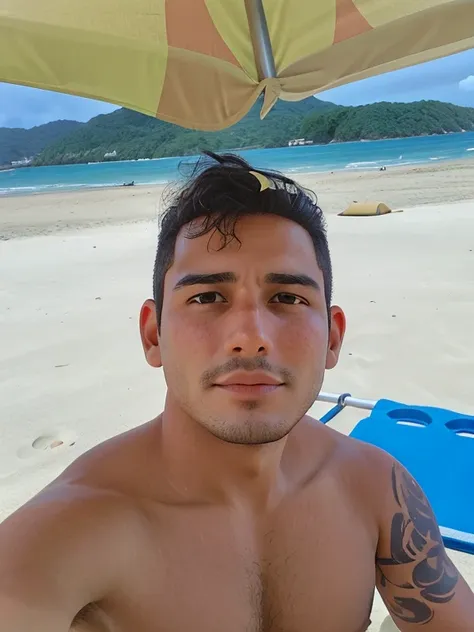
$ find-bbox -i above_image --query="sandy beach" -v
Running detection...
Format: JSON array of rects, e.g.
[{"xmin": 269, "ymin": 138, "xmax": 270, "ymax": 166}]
[
  {"xmin": 1, "ymin": 158, "xmax": 474, "ymax": 240},
  {"xmin": 1, "ymin": 159, "xmax": 474, "ymax": 630}
]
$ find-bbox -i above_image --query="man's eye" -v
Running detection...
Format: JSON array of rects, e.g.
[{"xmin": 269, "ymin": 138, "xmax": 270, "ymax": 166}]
[
  {"xmin": 270, "ymin": 293, "xmax": 307, "ymax": 305},
  {"xmin": 188, "ymin": 292, "xmax": 226, "ymax": 305}
]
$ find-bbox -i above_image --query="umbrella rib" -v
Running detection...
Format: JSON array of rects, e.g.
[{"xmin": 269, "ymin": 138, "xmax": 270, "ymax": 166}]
[{"xmin": 244, "ymin": 0, "xmax": 276, "ymax": 80}]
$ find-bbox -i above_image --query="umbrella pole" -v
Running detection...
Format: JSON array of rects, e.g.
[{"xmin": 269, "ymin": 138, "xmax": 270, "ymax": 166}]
[{"xmin": 244, "ymin": 0, "xmax": 276, "ymax": 80}]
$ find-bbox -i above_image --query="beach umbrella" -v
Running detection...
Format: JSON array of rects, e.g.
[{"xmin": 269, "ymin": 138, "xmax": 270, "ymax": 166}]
[{"xmin": 1, "ymin": 0, "xmax": 474, "ymax": 131}]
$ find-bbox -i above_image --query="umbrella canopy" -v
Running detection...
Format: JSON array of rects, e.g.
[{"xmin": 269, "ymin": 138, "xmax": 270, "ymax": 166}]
[{"xmin": 1, "ymin": 0, "xmax": 474, "ymax": 131}]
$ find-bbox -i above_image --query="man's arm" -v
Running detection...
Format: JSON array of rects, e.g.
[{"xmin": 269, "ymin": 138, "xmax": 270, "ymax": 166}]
[
  {"xmin": 374, "ymin": 455, "xmax": 474, "ymax": 630},
  {"xmin": 0, "ymin": 484, "xmax": 130, "ymax": 631}
]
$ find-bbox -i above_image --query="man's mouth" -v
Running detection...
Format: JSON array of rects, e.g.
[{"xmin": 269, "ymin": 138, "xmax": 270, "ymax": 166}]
[
  {"xmin": 213, "ymin": 371, "xmax": 284, "ymax": 395},
  {"xmin": 215, "ymin": 384, "xmax": 282, "ymax": 395}
]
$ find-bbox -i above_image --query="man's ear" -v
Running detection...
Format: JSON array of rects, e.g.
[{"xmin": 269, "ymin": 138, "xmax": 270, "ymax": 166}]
[
  {"xmin": 326, "ymin": 305, "xmax": 346, "ymax": 370},
  {"xmin": 139, "ymin": 299, "xmax": 162, "ymax": 368}
]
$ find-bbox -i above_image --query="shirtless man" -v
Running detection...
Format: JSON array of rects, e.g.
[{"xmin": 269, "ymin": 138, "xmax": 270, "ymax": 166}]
[{"xmin": 1, "ymin": 152, "xmax": 473, "ymax": 632}]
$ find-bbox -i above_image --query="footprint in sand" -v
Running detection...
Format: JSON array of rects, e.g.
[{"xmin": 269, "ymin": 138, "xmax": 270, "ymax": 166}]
[
  {"xmin": 0, "ymin": 432, "xmax": 76, "ymax": 480},
  {"xmin": 15, "ymin": 429, "xmax": 77, "ymax": 461},
  {"xmin": 32, "ymin": 435, "xmax": 66, "ymax": 450}
]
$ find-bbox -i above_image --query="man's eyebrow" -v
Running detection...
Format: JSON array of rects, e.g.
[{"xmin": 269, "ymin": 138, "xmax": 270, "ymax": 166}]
[
  {"xmin": 265, "ymin": 272, "xmax": 320, "ymax": 291},
  {"xmin": 173, "ymin": 272, "xmax": 237, "ymax": 290},
  {"xmin": 173, "ymin": 272, "xmax": 320, "ymax": 291}
]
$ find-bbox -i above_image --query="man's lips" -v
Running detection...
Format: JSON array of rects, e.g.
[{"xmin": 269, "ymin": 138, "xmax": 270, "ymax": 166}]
[
  {"xmin": 214, "ymin": 371, "xmax": 284, "ymax": 387},
  {"xmin": 213, "ymin": 372, "xmax": 284, "ymax": 395},
  {"xmin": 215, "ymin": 384, "xmax": 282, "ymax": 395}
]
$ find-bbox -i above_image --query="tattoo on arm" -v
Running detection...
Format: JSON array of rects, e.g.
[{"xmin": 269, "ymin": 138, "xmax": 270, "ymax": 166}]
[{"xmin": 376, "ymin": 463, "xmax": 459, "ymax": 624}]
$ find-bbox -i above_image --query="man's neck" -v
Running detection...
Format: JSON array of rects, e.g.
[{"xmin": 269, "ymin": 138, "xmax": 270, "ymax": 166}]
[{"xmin": 157, "ymin": 400, "xmax": 290, "ymax": 512}]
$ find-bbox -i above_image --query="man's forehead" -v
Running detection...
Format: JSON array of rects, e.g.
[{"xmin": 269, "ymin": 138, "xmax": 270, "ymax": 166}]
[
  {"xmin": 173, "ymin": 215, "xmax": 316, "ymax": 261},
  {"xmin": 164, "ymin": 215, "xmax": 322, "ymax": 292}
]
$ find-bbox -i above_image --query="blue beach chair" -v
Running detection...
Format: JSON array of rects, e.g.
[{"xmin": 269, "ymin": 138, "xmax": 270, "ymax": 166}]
[{"xmin": 318, "ymin": 392, "xmax": 474, "ymax": 555}]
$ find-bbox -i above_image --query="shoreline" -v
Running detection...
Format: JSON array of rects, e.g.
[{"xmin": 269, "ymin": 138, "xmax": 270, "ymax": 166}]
[
  {"xmin": 2, "ymin": 126, "xmax": 473, "ymax": 175},
  {"xmin": 0, "ymin": 131, "xmax": 473, "ymax": 197},
  {"xmin": 1, "ymin": 154, "xmax": 473, "ymax": 200},
  {"xmin": 1, "ymin": 158, "xmax": 474, "ymax": 241}
]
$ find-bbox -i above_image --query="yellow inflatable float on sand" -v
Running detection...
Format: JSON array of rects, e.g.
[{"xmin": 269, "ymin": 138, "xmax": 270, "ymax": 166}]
[{"xmin": 339, "ymin": 201, "xmax": 393, "ymax": 217}]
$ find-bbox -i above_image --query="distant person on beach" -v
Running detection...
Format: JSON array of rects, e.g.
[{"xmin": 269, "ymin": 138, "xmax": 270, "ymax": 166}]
[{"xmin": 1, "ymin": 152, "xmax": 473, "ymax": 631}]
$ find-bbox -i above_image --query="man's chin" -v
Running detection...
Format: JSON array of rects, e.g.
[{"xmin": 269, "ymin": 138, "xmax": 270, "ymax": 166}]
[{"xmin": 202, "ymin": 414, "xmax": 294, "ymax": 446}]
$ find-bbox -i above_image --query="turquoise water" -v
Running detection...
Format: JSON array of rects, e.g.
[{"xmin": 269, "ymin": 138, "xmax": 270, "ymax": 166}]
[{"xmin": 1, "ymin": 132, "xmax": 474, "ymax": 196}]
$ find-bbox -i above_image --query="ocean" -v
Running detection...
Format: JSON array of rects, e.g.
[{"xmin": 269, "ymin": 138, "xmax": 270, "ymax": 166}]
[{"xmin": 1, "ymin": 131, "xmax": 474, "ymax": 197}]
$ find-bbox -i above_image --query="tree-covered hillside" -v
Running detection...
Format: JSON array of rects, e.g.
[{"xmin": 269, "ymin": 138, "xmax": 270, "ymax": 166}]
[
  {"xmin": 10, "ymin": 99, "xmax": 474, "ymax": 168},
  {"xmin": 0, "ymin": 120, "xmax": 83, "ymax": 166},
  {"xmin": 301, "ymin": 101, "xmax": 474, "ymax": 143},
  {"xmin": 33, "ymin": 98, "xmax": 334, "ymax": 166}
]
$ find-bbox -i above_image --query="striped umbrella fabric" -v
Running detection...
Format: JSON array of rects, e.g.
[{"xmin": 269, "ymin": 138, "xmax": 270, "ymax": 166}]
[{"xmin": 1, "ymin": 0, "xmax": 474, "ymax": 131}]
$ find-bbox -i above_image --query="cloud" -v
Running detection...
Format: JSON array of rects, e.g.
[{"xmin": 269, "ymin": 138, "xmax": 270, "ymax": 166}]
[{"xmin": 459, "ymin": 75, "xmax": 474, "ymax": 92}]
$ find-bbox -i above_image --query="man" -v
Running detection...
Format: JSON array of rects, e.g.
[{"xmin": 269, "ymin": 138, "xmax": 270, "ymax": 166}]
[{"xmin": 0, "ymin": 152, "xmax": 473, "ymax": 631}]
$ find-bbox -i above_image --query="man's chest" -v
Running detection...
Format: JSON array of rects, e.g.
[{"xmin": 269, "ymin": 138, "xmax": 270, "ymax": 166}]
[{"xmin": 103, "ymin": 499, "xmax": 377, "ymax": 632}]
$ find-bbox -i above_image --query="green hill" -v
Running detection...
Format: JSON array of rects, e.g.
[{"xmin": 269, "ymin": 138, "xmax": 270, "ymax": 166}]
[
  {"xmin": 33, "ymin": 97, "xmax": 335, "ymax": 166},
  {"xmin": 27, "ymin": 99, "xmax": 474, "ymax": 167},
  {"xmin": 0, "ymin": 120, "xmax": 83, "ymax": 166},
  {"xmin": 301, "ymin": 100, "xmax": 474, "ymax": 143}
]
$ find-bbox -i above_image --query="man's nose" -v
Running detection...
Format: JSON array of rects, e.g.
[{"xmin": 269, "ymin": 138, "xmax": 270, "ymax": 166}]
[{"xmin": 225, "ymin": 306, "xmax": 273, "ymax": 356}]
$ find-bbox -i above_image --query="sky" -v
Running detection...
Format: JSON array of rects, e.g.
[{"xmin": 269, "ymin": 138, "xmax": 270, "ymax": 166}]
[{"xmin": 1, "ymin": 48, "xmax": 473, "ymax": 129}]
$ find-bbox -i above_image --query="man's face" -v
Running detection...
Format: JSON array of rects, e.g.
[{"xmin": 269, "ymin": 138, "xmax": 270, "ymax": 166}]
[{"xmin": 141, "ymin": 215, "xmax": 345, "ymax": 445}]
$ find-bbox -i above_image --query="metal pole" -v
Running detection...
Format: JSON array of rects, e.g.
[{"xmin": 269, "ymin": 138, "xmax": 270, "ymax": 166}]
[
  {"xmin": 244, "ymin": 0, "xmax": 276, "ymax": 80},
  {"xmin": 317, "ymin": 392, "xmax": 376, "ymax": 411}
]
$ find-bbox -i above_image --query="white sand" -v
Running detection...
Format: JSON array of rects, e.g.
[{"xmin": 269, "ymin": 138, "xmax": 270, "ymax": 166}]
[
  {"xmin": 1, "ymin": 162, "xmax": 474, "ymax": 630},
  {"xmin": 1, "ymin": 158, "xmax": 474, "ymax": 240}
]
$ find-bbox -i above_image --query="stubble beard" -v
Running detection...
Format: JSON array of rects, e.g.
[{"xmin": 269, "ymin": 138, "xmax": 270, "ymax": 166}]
[{"xmin": 196, "ymin": 392, "xmax": 317, "ymax": 446}]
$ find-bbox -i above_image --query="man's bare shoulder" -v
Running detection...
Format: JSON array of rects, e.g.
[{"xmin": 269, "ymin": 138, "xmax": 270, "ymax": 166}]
[
  {"xmin": 57, "ymin": 417, "xmax": 159, "ymax": 494},
  {"xmin": 0, "ymin": 482, "xmax": 140, "ymax": 628},
  {"xmin": 300, "ymin": 414, "xmax": 396, "ymax": 495},
  {"xmin": 302, "ymin": 413, "xmax": 393, "ymax": 458},
  {"xmin": 0, "ymin": 421, "xmax": 159, "ymax": 615}
]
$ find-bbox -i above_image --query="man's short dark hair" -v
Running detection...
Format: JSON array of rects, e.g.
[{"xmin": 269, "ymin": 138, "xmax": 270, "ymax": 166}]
[{"xmin": 153, "ymin": 152, "xmax": 332, "ymax": 328}]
